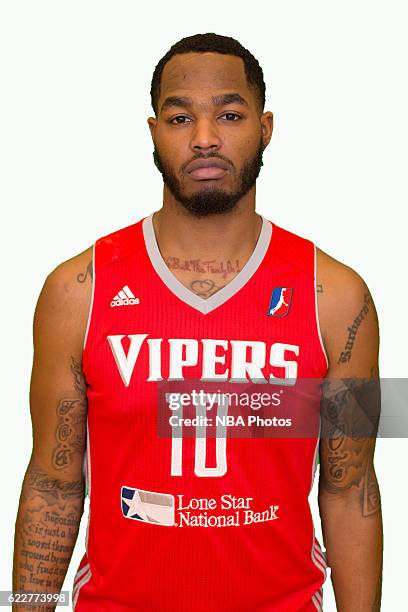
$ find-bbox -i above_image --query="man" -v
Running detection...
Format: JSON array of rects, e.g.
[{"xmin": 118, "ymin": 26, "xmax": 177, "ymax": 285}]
[{"xmin": 13, "ymin": 33, "xmax": 383, "ymax": 611}]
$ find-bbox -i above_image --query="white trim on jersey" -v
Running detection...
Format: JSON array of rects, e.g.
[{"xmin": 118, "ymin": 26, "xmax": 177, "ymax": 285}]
[
  {"xmin": 84, "ymin": 419, "xmax": 91, "ymax": 555},
  {"xmin": 73, "ymin": 563, "xmax": 90, "ymax": 585},
  {"xmin": 142, "ymin": 212, "xmax": 273, "ymax": 315},
  {"xmin": 313, "ymin": 243, "xmax": 329, "ymax": 370},
  {"xmin": 308, "ymin": 418, "xmax": 329, "ymax": 609},
  {"xmin": 312, "ymin": 587, "xmax": 324, "ymax": 611},
  {"xmin": 73, "ymin": 564, "xmax": 92, "ymax": 610},
  {"xmin": 83, "ymin": 242, "xmax": 96, "ymax": 352}
]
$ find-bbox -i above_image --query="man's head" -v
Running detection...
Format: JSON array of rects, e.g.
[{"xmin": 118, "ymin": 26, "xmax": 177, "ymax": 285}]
[{"xmin": 148, "ymin": 33, "xmax": 273, "ymax": 218}]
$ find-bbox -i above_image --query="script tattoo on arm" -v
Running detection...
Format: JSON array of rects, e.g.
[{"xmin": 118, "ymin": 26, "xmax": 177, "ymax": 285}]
[
  {"xmin": 52, "ymin": 357, "xmax": 87, "ymax": 470},
  {"xmin": 76, "ymin": 260, "xmax": 93, "ymax": 284},
  {"xmin": 14, "ymin": 462, "xmax": 85, "ymax": 607},
  {"xmin": 319, "ymin": 376, "xmax": 381, "ymax": 517},
  {"xmin": 337, "ymin": 289, "xmax": 372, "ymax": 364},
  {"xmin": 13, "ymin": 357, "xmax": 88, "ymax": 605}
]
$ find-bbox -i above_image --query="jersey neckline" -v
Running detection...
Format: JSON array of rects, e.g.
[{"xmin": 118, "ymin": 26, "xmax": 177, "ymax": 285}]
[{"xmin": 141, "ymin": 212, "xmax": 273, "ymax": 315}]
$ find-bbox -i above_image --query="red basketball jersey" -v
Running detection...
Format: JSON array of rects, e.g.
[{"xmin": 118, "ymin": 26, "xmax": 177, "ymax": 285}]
[{"xmin": 72, "ymin": 213, "xmax": 329, "ymax": 611}]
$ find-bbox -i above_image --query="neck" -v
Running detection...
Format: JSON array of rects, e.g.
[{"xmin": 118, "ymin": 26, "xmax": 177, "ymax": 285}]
[{"xmin": 152, "ymin": 187, "xmax": 262, "ymax": 264}]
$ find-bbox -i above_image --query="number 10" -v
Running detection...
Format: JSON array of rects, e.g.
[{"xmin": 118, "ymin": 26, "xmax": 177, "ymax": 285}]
[{"xmin": 167, "ymin": 393, "xmax": 229, "ymax": 477}]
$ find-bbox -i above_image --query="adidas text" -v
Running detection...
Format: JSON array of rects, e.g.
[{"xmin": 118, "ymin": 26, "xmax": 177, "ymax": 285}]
[{"xmin": 111, "ymin": 297, "xmax": 140, "ymax": 307}]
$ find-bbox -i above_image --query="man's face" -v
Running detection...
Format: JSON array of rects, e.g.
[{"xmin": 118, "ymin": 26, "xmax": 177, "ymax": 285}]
[{"xmin": 148, "ymin": 52, "xmax": 273, "ymax": 218}]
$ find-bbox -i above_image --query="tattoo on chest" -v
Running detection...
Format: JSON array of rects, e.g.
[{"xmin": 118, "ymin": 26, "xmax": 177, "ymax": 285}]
[
  {"xmin": 190, "ymin": 279, "xmax": 227, "ymax": 299},
  {"xmin": 165, "ymin": 256, "xmax": 241, "ymax": 280}
]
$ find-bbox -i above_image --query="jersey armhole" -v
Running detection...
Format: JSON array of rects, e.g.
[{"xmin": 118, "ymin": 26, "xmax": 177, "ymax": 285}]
[
  {"xmin": 83, "ymin": 241, "xmax": 96, "ymax": 353},
  {"xmin": 313, "ymin": 243, "xmax": 329, "ymax": 372}
]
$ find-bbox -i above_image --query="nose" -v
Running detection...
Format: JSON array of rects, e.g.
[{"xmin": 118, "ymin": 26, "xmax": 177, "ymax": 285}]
[{"xmin": 190, "ymin": 118, "xmax": 221, "ymax": 154}]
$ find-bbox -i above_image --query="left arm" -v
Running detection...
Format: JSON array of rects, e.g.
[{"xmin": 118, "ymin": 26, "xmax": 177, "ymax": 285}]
[{"xmin": 316, "ymin": 248, "xmax": 383, "ymax": 611}]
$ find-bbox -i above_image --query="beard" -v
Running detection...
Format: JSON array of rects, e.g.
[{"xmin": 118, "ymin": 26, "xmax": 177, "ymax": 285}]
[{"xmin": 152, "ymin": 137, "xmax": 265, "ymax": 218}]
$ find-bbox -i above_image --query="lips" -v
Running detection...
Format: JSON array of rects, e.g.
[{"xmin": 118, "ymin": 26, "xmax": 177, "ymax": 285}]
[{"xmin": 185, "ymin": 158, "xmax": 230, "ymax": 180}]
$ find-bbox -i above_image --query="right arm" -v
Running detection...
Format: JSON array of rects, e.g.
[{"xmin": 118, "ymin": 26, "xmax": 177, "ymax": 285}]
[{"xmin": 12, "ymin": 248, "xmax": 93, "ymax": 610}]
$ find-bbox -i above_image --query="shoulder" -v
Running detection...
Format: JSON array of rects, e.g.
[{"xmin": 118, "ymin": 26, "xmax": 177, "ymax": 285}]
[
  {"xmin": 42, "ymin": 245, "xmax": 94, "ymax": 306},
  {"xmin": 316, "ymin": 246, "xmax": 369, "ymax": 309},
  {"xmin": 34, "ymin": 246, "xmax": 94, "ymax": 355},
  {"xmin": 94, "ymin": 218, "xmax": 145, "ymax": 269},
  {"xmin": 315, "ymin": 247, "xmax": 379, "ymax": 375}
]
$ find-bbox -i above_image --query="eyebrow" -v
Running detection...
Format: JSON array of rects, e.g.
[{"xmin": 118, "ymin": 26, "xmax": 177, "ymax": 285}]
[{"xmin": 160, "ymin": 92, "xmax": 249, "ymax": 113}]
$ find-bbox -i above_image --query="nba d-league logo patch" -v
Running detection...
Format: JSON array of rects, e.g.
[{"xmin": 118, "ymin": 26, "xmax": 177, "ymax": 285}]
[{"xmin": 267, "ymin": 287, "xmax": 293, "ymax": 317}]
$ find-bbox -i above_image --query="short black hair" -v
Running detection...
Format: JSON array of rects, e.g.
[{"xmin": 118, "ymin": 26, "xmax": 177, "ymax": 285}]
[{"xmin": 150, "ymin": 33, "xmax": 266, "ymax": 116}]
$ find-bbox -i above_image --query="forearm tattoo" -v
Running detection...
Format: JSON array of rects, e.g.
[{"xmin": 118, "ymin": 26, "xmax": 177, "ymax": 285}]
[
  {"xmin": 13, "ymin": 357, "xmax": 88, "ymax": 600},
  {"xmin": 319, "ymin": 376, "xmax": 381, "ymax": 517},
  {"xmin": 52, "ymin": 357, "xmax": 87, "ymax": 470},
  {"xmin": 14, "ymin": 461, "xmax": 85, "ymax": 600}
]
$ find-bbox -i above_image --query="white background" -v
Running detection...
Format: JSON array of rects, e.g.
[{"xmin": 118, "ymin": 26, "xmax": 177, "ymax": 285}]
[{"xmin": 1, "ymin": 1, "xmax": 407, "ymax": 610}]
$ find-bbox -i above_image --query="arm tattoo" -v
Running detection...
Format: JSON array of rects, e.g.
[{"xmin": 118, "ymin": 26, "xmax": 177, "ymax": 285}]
[
  {"xmin": 76, "ymin": 260, "xmax": 93, "ymax": 284},
  {"xmin": 14, "ymin": 462, "xmax": 84, "ymax": 599},
  {"xmin": 363, "ymin": 460, "xmax": 381, "ymax": 517},
  {"xmin": 337, "ymin": 291, "xmax": 372, "ymax": 364},
  {"xmin": 52, "ymin": 399, "xmax": 87, "ymax": 470},
  {"xmin": 319, "ymin": 376, "xmax": 381, "ymax": 517},
  {"xmin": 70, "ymin": 355, "xmax": 87, "ymax": 396},
  {"xmin": 52, "ymin": 357, "xmax": 87, "ymax": 470},
  {"xmin": 316, "ymin": 283, "xmax": 323, "ymax": 293},
  {"xmin": 13, "ymin": 357, "xmax": 87, "ymax": 599},
  {"xmin": 21, "ymin": 465, "xmax": 84, "ymax": 508}
]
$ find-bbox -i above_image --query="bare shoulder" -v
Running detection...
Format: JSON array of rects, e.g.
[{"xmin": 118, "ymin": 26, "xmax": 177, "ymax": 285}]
[
  {"xmin": 316, "ymin": 246, "xmax": 368, "ymax": 305},
  {"xmin": 34, "ymin": 246, "xmax": 94, "ymax": 356},
  {"xmin": 45, "ymin": 245, "xmax": 94, "ymax": 294},
  {"xmin": 315, "ymin": 247, "xmax": 379, "ymax": 375}
]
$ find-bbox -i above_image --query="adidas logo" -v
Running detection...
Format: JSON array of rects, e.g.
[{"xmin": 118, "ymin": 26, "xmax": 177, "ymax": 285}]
[{"xmin": 110, "ymin": 285, "xmax": 140, "ymax": 307}]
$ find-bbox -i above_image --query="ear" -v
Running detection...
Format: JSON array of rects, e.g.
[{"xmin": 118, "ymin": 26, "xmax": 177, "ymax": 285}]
[
  {"xmin": 147, "ymin": 116, "xmax": 157, "ymax": 142},
  {"xmin": 260, "ymin": 111, "xmax": 273, "ymax": 148}
]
